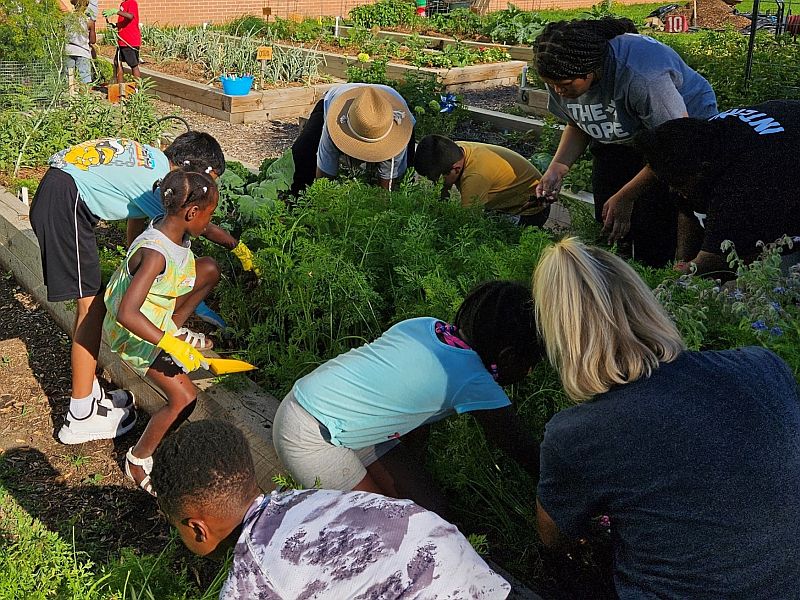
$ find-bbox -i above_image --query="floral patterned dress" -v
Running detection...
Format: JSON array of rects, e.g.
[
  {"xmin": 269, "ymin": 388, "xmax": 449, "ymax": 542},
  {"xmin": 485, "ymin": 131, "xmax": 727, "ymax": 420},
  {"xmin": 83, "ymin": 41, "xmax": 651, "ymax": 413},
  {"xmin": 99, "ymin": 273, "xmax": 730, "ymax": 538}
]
[{"xmin": 103, "ymin": 222, "xmax": 195, "ymax": 376}]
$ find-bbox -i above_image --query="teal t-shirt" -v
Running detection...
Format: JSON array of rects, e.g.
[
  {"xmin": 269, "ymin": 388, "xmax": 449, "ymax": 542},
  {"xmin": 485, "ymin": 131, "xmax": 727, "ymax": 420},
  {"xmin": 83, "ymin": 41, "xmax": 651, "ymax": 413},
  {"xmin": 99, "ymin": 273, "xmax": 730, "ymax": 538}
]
[
  {"xmin": 49, "ymin": 138, "xmax": 169, "ymax": 221},
  {"xmin": 293, "ymin": 317, "xmax": 511, "ymax": 449}
]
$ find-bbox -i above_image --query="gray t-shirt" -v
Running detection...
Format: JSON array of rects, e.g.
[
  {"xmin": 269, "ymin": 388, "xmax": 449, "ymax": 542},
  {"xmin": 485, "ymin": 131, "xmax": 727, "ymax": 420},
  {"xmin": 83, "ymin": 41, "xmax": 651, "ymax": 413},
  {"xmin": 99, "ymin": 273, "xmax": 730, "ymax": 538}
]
[
  {"xmin": 548, "ymin": 33, "xmax": 717, "ymax": 144},
  {"xmin": 220, "ymin": 489, "xmax": 511, "ymax": 599},
  {"xmin": 65, "ymin": 0, "xmax": 97, "ymax": 59}
]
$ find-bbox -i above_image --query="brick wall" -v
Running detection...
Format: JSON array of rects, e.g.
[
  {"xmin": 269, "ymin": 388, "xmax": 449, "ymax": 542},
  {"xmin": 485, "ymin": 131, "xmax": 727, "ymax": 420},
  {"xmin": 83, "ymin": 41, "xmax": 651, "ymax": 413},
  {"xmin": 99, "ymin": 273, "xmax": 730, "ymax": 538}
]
[{"xmin": 98, "ymin": 0, "xmax": 644, "ymax": 27}]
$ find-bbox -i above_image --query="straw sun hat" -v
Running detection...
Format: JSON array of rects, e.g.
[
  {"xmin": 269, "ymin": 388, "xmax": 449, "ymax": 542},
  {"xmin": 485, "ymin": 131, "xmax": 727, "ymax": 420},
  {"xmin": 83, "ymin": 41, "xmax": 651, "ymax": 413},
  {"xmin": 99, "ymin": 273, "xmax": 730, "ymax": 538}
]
[{"xmin": 325, "ymin": 86, "xmax": 413, "ymax": 163}]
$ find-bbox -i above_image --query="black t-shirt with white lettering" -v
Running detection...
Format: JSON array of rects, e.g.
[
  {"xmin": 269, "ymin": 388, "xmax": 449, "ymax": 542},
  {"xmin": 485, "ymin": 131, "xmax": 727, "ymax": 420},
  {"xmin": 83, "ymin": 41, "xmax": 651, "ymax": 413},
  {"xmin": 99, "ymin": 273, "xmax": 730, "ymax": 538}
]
[{"xmin": 694, "ymin": 100, "xmax": 800, "ymax": 255}]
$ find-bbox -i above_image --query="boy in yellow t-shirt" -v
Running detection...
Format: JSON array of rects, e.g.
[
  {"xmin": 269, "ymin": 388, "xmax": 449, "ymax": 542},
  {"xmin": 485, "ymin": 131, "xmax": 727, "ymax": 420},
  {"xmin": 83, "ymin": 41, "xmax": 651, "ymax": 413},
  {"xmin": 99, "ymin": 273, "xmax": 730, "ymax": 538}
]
[{"xmin": 414, "ymin": 135, "xmax": 549, "ymax": 226}]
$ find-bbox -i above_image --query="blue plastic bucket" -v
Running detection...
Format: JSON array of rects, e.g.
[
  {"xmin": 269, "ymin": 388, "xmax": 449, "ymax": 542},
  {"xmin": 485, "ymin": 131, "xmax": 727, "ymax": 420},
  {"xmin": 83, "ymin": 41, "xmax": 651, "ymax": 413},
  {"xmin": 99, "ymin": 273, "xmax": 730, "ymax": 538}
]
[{"xmin": 220, "ymin": 75, "xmax": 253, "ymax": 96}]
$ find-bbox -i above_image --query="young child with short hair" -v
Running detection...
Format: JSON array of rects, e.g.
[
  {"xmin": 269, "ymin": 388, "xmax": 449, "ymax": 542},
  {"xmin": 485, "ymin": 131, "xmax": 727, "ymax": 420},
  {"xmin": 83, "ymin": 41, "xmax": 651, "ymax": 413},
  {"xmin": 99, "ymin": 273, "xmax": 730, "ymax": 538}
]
[
  {"xmin": 103, "ymin": 0, "xmax": 141, "ymax": 85},
  {"xmin": 151, "ymin": 419, "xmax": 512, "ymax": 599},
  {"xmin": 272, "ymin": 280, "xmax": 542, "ymax": 510},
  {"xmin": 103, "ymin": 169, "xmax": 221, "ymax": 494}
]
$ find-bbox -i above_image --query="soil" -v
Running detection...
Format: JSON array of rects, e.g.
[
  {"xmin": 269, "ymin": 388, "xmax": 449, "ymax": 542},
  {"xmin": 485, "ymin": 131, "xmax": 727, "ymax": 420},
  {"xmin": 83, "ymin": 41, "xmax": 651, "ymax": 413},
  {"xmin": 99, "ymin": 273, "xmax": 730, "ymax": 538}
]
[{"xmin": 674, "ymin": 0, "xmax": 752, "ymax": 28}]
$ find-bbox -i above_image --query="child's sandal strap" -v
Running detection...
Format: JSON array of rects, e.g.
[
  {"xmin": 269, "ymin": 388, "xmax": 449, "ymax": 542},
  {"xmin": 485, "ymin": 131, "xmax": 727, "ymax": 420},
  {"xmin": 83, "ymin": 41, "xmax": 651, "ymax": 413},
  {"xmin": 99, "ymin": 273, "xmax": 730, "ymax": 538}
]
[
  {"xmin": 126, "ymin": 448, "xmax": 153, "ymax": 473},
  {"xmin": 140, "ymin": 475, "xmax": 157, "ymax": 497}
]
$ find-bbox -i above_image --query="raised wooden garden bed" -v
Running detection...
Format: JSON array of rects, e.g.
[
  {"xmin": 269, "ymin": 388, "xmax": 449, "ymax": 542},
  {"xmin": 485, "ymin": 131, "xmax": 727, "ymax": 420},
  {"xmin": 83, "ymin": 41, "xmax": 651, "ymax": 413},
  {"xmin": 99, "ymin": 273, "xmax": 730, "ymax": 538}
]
[
  {"xmin": 296, "ymin": 43, "xmax": 527, "ymax": 91},
  {"xmin": 336, "ymin": 25, "xmax": 534, "ymax": 62},
  {"xmin": 118, "ymin": 61, "xmax": 338, "ymax": 123},
  {"xmin": 516, "ymin": 85, "xmax": 551, "ymax": 118}
]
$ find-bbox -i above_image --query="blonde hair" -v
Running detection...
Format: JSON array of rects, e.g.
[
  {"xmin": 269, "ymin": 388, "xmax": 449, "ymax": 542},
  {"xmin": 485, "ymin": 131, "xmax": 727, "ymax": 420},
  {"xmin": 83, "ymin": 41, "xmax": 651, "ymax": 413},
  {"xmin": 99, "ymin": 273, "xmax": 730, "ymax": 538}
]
[{"xmin": 532, "ymin": 237, "xmax": 685, "ymax": 401}]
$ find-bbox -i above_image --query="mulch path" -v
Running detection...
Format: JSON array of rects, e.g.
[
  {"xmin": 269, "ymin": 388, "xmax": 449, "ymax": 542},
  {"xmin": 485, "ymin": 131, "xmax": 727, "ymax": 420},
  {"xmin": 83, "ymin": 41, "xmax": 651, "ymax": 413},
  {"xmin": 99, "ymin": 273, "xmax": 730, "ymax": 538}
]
[
  {"xmin": 675, "ymin": 0, "xmax": 752, "ymax": 28},
  {"xmin": 0, "ymin": 270, "xmax": 218, "ymax": 585}
]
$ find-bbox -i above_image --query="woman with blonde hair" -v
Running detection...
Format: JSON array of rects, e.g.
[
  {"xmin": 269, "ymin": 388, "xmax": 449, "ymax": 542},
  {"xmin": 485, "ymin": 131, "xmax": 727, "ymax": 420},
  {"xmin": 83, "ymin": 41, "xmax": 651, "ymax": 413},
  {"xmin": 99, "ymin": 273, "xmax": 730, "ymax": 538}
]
[{"xmin": 532, "ymin": 237, "xmax": 800, "ymax": 599}]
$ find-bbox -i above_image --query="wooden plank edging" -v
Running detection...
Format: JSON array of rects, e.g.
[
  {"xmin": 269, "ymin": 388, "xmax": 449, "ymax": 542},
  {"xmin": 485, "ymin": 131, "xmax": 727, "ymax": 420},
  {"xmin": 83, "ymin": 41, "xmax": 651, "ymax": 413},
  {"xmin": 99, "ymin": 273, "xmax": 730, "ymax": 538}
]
[{"xmin": 0, "ymin": 187, "xmax": 283, "ymax": 491}]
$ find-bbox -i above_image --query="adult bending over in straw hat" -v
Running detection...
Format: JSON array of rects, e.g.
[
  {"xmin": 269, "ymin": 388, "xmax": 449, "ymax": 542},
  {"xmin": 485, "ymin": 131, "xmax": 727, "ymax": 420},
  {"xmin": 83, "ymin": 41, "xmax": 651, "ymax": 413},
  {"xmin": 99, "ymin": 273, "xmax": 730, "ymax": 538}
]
[{"xmin": 290, "ymin": 84, "xmax": 416, "ymax": 195}]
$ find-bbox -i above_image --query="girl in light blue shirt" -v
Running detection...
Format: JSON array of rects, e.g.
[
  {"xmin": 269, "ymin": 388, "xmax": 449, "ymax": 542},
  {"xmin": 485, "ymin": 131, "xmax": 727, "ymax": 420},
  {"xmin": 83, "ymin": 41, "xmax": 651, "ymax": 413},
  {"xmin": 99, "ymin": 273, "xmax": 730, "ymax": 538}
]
[{"xmin": 273, "ymin": 281, "xmax": 542, "ymax": 512}]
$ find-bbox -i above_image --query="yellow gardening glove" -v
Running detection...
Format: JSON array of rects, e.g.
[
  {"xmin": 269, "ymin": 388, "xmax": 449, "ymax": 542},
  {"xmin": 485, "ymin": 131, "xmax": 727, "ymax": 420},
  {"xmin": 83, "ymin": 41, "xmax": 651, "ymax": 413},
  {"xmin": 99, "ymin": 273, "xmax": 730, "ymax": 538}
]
[
  {"xmin": 156, "ymin": 332, "xmax": 204, "ymax": 373},
  {"xmin": 231, "ymin": 241, "xmax": 260, "ymax": 275}
]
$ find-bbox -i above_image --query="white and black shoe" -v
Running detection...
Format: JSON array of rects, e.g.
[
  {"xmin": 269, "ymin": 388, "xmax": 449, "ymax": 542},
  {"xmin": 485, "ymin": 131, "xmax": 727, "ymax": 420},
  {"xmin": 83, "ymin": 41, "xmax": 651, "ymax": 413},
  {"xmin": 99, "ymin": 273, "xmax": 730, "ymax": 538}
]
[
  {"xmin": 58, "ymin": 397, "xmax": 137, "ymax": 445},
  {"xmin": 102, "ymin": 386, "xmax": 135, "ymax": 409}
]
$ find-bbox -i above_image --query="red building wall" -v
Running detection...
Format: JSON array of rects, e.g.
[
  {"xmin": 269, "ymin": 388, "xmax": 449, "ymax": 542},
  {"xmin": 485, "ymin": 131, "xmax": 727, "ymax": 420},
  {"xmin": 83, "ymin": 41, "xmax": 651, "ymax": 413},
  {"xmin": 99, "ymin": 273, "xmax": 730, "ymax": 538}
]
[{"xmin": 98, "ymin": 0, "xmax": 644, "ymax": 27}]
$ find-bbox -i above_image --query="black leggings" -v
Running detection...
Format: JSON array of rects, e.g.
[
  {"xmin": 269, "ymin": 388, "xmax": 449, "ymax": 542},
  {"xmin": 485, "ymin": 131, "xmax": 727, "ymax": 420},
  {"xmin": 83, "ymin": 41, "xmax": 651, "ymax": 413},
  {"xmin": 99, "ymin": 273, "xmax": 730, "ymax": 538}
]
[
  {"xmin": 591, "ymin": 142, "xmax": 677, "ymax": 268},
  {"xmin": 290, "ymin": 99, "xmax": 416, "ymax": 196}
]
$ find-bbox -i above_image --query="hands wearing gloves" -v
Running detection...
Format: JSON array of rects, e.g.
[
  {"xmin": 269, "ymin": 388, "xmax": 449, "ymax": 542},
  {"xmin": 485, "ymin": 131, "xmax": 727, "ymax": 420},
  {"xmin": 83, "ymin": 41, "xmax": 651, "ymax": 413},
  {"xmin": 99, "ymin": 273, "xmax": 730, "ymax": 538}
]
[
  {"xmin": 232, "ymin": 241, "xmax": 260, "ymax": 276},
  {"xmin": 157, "ymin": 332, "xmax": 204, "ymax": 373},
  {"xmin": 102, "ymin": 7, "xmax": 119, "ymax": 17}
]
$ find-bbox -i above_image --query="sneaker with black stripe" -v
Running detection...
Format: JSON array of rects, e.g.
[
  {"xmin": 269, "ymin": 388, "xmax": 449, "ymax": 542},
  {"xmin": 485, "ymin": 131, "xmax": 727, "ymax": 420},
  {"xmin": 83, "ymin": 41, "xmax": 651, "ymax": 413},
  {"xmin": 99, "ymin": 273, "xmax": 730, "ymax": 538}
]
[{"xmin": 58, "ymin": 397, "xmax": 136, "ymax": 445}]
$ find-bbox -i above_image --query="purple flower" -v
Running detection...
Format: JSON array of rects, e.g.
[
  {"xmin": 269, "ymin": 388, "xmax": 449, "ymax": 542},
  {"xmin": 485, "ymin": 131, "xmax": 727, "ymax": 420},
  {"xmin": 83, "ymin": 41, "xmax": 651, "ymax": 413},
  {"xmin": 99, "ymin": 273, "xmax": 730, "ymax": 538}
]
[
  {"xmin": 774, "ymin": 287, "xmax": 786, "ymax": 294},
  {"xmin": 751, "ymin": 320, "xmax": 768, "ymax": 331},
  {"xmin": 730, "ymin": 289, "xmax": 745, "ymax": 300},
  {"xmin": 769, "ymin": 301, "xmax": 781, "ymax": 311},
  {"xmin": 770, "ymin": 326, "xmax": 783, "ymax": 336},
  {"xmin": 599, "ymin": 515, "xmax": 611, "ymax": 528},
  {"xmin": 438, "ymin": 93, "xmax": 458, "ymax": 114}
]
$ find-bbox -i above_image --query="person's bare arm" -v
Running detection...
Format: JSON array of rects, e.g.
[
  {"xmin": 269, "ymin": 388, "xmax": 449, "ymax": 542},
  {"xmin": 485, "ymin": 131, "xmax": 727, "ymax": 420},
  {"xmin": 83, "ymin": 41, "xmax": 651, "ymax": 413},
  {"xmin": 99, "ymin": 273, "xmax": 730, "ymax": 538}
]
[
  {"xmin": 377, "ymin": 177, "xmax": 401, "ymax": 190},
  {"xmin": 472, "ymin": 406, "xmax": 540, "ymax": 480},
  {"xmin": 57, "ymin": 0, "xmax": 74, "ymax": 12},
  {"xmin": 676, "ymin": 250, "xmax": 729, "ymax": 276},
  {"xmin": 676, "ymin": 210, "xmax": 704, "ymax": 261},
  {"xmin": 118, "ymin": 9, "xmax": 134, "ymax": 19},
  {"xmin": 88, "ymin": 19, "xmax": 97, "ymax": 46},
  {"xmin": 116, "ymin": 248, "xmax": 169, "ymax": 344},
  {"xmin": 536, "ymin": 124, "xmax": 591, "ymax": 201},
  {"xmin": 536, "ymin": 499, "xmax": 571, "ymax": 549},
  {"xmin": 315, "ymin": 166, "xmax": 334, "ymax": 180},
  {"xmin": 602, "ymin": 165, "xmax": 660, "ymax": 243}
]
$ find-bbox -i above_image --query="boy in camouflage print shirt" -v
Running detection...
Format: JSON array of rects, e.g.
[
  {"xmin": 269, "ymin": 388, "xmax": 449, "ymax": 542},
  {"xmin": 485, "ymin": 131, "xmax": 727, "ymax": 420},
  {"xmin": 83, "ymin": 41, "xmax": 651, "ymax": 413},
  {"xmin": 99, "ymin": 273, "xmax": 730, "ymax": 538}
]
[{"xmin": 151, "ymin": 420, "xmax": 510, "ymax": 600}]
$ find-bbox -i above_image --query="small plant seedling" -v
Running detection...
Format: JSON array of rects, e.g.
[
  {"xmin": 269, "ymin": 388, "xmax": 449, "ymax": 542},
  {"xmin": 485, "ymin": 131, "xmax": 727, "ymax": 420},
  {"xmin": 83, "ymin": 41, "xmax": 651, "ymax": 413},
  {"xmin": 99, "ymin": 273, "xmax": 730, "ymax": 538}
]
[
  {"xmin": 84, "ymin": 473, "xmax": 105, "ymax": 485},
  {"xmin": 0, "ymin": 356, "xmax": 11, "ymax": 367},
  {"xmin": 68, "ymin": 454, "xmax": 91, "ymax": 469}
]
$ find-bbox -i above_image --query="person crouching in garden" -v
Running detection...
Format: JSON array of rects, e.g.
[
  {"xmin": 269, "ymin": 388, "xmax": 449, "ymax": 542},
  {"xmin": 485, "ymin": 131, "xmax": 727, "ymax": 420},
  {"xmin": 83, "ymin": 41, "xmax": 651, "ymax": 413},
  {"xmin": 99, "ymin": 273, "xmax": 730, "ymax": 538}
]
[
  {"xmin": 532, "ymin": 237, "xmax": 800, "ymax": 598},
  {"xmin": 532, "ymin": 17, "xmax": 717, "ymax": 266},
  {"xmin": 272, "ymin": 280, "xmax": 542, "ymax": 513},
  {"xmin": 414, "ymin": 134, "xmax": 550, "ymax": 227},
  {"xmin": 103, "ymin": 170, "xmax": 221, "ymax": 495},
  {"xmin": 290, "ymin": 83, "xmax": 415, "ymax": 194},
  {"xmin": 633, "ymin": 100, "xmax": 800, "ymax": 277},
  {"xmin": 151, "ymin": 419, "xmax": 512, "ymax": 599},
  {"xmin": 29, "ymin": 133, "xmax": 255, "ymax": 446}
]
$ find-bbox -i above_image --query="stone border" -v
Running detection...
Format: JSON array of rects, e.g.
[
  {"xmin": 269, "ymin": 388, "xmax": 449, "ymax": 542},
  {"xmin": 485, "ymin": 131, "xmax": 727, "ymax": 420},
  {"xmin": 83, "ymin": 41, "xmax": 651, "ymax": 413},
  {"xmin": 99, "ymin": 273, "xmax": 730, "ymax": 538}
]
[{"xmin": 0, "ymin": 187, "xmax": 283, "ymax": 491}]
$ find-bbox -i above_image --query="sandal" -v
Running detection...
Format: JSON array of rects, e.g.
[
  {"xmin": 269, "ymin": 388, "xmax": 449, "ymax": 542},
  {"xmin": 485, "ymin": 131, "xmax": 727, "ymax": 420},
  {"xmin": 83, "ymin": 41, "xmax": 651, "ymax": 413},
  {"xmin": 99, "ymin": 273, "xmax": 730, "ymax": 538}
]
[
  {"xmin": 125, "ymin": 448, "xmax": 156, "ymax": 497},
  {"xmin": 173, "ymin": 327, "xmax": 214, "ymax": 350}
]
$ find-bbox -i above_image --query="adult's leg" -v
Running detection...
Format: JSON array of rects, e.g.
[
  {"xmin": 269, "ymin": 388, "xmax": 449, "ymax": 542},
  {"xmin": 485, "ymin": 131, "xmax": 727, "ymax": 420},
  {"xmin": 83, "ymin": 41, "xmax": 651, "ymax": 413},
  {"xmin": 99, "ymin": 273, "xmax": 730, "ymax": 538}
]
[
  {"xmin": 290, "ymin": 99, "xmax": 325, "ymax": 196},
  {"xmin": 127, "ymin": 355, "xmax": 197, "ymax": 486}
]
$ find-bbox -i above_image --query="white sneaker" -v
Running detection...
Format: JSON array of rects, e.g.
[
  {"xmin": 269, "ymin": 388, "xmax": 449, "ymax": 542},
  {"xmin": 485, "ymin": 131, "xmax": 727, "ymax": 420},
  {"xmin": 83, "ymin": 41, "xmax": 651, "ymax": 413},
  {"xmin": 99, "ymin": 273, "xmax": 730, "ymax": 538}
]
[{"xmin": 58, "ymin": 397, "xmax": 137, "ymax": 445}]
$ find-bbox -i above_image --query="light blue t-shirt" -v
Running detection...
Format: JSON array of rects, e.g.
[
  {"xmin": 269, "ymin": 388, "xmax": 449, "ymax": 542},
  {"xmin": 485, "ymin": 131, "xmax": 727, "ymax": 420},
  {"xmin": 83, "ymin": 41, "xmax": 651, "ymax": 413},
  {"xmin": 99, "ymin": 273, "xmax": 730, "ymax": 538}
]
[
  {"xmin": 293, "ymin": 317, "xmax": 511, "ymax": 449},
  {"xmin": 317, "ymin": 83, "xmax": 416, "ymax": 180},
  {"xmin": 548, "ymin": 33, "xmax": 717, "ymax": 144},
  {"xmin": 49, "ymin": 138, "xmax": 169, "ymax": 221}
]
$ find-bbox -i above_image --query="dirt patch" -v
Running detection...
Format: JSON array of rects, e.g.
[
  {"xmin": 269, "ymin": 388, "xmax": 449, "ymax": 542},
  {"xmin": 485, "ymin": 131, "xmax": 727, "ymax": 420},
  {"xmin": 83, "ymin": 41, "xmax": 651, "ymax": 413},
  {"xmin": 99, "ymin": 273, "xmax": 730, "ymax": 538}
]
[
  {"xmin": 0, "ymin": 271, "xmax": 217, "ymax": 583},
  {"xmin": 675, "ymin": 0, "xmax": 752, "ymax": 28}
]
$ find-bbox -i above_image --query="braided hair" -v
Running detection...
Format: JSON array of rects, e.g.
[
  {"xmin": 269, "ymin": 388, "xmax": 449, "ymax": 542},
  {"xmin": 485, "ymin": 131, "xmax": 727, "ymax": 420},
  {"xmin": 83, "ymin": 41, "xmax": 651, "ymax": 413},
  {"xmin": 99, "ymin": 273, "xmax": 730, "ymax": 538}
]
[
  {"xmin": 533, "ymin": 17, "xmax": 637, "ymax": 81},
  {"xmin": 454, "ymin": 280, "xmax": 543, "ymax": 385},
  {"xmin": 151, "ymin": 419, "xmax": 258, "ymax": 520},
  {"xmin": 153, "ymin": 169, "xmax": 218, "ymax": 215}
]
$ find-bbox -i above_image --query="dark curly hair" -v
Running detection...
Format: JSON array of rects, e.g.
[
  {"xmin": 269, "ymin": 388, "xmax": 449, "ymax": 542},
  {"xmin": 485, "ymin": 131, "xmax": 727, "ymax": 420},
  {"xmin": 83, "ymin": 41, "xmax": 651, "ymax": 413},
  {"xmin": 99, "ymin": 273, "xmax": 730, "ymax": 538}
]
[
  {"xmin": 413, "ymin": 135, "xmax": 464, "ymax": 181},
  {"xmin": 454, "ymin": 280, "xmax": 543, "ymax": 385},
  {"xmin": 151, "ymin": 419, "xmax": 258, "ymax": 520},
  {"xmin": 163, "ymin": 131, "xmax": 226, "ymax": 176},
  {"xmin": 153, "ymin": 169, "xmax": 218, "ymax": 215},
  {"xmin": 533, "ymin": 17, "xmax": 637, "ymax": 81}
]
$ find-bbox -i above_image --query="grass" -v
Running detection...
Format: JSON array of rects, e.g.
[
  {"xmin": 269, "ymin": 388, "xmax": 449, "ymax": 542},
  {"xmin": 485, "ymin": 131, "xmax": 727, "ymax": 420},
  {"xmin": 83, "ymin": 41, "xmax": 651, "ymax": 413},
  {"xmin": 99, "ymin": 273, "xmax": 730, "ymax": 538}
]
[
  {"xmin": 0, "ymin": 481, "xmax": 229, "ymax": 599},
  {"xmin": 535, "ymin": 2, "xmax": 668, "ymax": 23}
]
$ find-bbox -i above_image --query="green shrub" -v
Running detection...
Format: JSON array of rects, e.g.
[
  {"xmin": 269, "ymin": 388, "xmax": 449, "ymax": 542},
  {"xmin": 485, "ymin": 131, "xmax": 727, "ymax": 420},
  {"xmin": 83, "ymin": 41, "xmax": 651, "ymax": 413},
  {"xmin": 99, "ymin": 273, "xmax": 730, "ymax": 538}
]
[
  {"xmin": 348, "ymin": 0, "xmax": 417, "ymax": 28},
  {"xmin": 0, "ymin": 0, "xmax": 63, "ymax": 62}
]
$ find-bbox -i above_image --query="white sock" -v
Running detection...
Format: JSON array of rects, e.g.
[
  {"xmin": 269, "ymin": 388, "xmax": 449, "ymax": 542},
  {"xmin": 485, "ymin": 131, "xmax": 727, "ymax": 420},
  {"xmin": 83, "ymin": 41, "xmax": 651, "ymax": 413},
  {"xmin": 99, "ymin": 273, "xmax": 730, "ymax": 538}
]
[
  {"xmin": 91, "ymin": 377, "xmax": 102, "ymax": 401},
  {"xmin": 69, "ymin": 393, "xmax": 94, "ymax": 419}
]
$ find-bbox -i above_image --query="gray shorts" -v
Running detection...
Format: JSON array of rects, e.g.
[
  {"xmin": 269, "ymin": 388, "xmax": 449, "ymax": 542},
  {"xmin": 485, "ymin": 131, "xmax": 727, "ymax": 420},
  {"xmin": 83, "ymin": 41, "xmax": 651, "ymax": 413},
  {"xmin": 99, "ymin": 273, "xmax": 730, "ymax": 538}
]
[{"xmin": 272, "ymin": 390, "xmax": 398, "ymax": 490}]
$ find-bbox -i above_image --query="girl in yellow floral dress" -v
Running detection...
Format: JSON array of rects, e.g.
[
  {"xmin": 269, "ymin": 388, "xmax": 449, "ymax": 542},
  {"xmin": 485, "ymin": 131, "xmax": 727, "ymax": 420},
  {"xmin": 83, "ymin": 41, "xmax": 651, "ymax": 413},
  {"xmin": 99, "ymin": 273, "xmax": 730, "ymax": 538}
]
[{"xmin": 104, "ymin": 169, "xmax": 221, "ymax": 494}]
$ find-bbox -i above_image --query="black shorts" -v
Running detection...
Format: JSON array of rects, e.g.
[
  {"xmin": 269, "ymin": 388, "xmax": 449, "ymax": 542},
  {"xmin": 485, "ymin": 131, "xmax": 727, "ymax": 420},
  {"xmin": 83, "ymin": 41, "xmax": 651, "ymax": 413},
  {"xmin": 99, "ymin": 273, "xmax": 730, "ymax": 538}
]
[
  {"xmin": 115, "ymin": 46, "xmax": 140, "ymax": 68},
  {"xmin": 29, "ymin": 168, "xmax": 103, "ymax": 302}
]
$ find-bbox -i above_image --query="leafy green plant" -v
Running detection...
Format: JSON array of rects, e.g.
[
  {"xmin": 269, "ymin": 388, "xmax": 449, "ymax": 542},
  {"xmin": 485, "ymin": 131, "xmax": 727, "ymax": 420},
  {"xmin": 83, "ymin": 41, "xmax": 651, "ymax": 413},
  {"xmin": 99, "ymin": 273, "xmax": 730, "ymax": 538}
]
[
  {"xmin": 483, "ymin": 3, "xmax": 547, "ymax": 45},
  {"xmin": 0, "ymin": 0, "xmax": 63, "ymax": 61},
  {"xmin": 348, "ymin": 0, "xmax": 417, "ymax": 28}
]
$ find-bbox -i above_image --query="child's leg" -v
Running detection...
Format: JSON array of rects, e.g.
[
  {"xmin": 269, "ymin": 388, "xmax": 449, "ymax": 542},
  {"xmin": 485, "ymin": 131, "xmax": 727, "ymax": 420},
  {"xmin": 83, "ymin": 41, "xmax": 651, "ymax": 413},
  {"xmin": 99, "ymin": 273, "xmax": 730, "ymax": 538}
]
[
  {"xmin": 114, "ymin": 49, "xmax": 124, "ymax": 84},
  {"xmin": 71, "ymin": 294, "xmax": 106, "ymax": 400},
  {"xmin": 171, "ymin": 257, "xmax": 220, "ymax": 328},
  {"xmin": 127, "ymin": 355, "xmax": 197, "ymax": 487}
]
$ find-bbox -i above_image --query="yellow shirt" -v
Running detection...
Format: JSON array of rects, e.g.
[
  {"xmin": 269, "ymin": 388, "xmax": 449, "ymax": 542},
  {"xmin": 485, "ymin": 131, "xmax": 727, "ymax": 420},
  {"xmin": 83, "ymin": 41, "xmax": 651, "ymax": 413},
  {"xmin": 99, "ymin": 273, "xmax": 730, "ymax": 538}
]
[{"xmin": 457, "ymin": 142, "xmax": 544, "ymax": 216}]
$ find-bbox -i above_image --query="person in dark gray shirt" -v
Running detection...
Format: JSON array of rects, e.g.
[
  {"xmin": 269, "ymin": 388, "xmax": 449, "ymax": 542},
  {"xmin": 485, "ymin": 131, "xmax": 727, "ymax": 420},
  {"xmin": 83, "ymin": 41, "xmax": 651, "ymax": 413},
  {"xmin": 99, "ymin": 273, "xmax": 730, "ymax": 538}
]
[
  {"xmin": 533, "ymin": 18, "xmax": 717, "ymax": 267},
  {"xmin": 532, "ymin": 237, "xmax": 800, "ymax": 599}
]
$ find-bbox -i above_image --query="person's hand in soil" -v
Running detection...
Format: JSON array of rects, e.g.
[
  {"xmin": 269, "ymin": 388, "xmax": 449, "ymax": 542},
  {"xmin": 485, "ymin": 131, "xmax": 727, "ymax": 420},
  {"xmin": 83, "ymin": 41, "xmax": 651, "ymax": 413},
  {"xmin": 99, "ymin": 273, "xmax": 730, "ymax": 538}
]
[
  {"xmin": 602, "ymin": 192, "xmax": 634, "ymax": 243},
  {"xmin": 536, "ymin": 161, "xmax": 569, "ymax": 202}
]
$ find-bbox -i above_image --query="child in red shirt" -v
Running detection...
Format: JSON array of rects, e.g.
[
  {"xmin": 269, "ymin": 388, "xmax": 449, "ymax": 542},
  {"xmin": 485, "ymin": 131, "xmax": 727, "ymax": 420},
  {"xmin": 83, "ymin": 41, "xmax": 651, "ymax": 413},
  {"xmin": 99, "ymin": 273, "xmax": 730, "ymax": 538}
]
[{"xmin": 103, "ymin": 0, "xmax": 141, "ymax": 84}]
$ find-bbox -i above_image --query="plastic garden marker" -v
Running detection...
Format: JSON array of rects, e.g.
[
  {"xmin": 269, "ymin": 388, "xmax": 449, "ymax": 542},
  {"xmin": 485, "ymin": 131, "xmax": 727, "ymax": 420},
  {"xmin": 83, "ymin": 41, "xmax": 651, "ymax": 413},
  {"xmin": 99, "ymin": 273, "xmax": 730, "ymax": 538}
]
[
  {"xmin": 201, "ymin": 357, "xmax": 257, "ymax": 375},
  {"xmin": 257, "ymin": 46, "xmax": 273, "ymax": 88}
]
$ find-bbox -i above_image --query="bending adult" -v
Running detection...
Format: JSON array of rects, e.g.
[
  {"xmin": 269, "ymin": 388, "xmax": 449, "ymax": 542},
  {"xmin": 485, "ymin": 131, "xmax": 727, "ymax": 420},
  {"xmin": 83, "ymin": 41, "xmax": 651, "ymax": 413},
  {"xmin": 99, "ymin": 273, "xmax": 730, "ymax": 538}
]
[
  {"xmin": 532, "ymin": 237, "xmax": 800, "ymax": 599},
  {"xmin": 290, "ymin": 83, "xmax": 415, "ymax": 194},
  {"xmin": 533, "ymin": 18, "xmax": 717, "ymax": 266},
  {"xmin": 414, "ymin": 134, "xmax": 550, "ymax": 227},
  {"xmin": 634, "ymin": 100, "xmax": 800, "ymax": 276}
]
